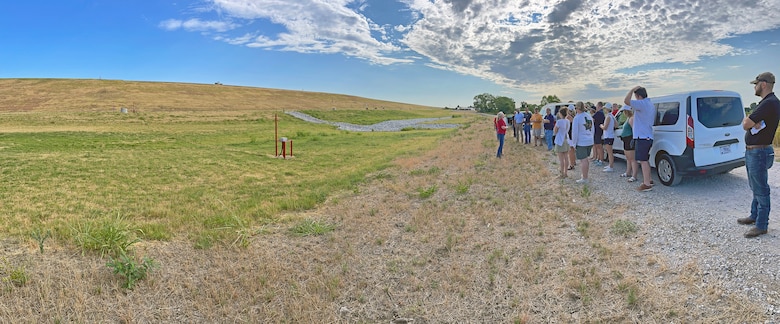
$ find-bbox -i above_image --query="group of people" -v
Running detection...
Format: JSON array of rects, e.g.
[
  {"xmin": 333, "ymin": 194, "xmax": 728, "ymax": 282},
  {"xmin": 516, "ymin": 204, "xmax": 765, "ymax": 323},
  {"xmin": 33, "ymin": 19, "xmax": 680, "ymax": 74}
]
[
  {"xmin": 494, "ymin": 92, "xmax": 653, "ymax": 188},
  {"xmin": 493, "ymin": 87, "xmax": 658, "ymax": 192},
  {"xmin": 498, "ymin": 108, "xmax": 556, "ymax": 149},
  {"xmin": 547, "ymin": 88, "xmax": 660, "ymax": 192},
  {"xmin": 493, "ymin": 72, "xmax": 780, "ymax": 239}
]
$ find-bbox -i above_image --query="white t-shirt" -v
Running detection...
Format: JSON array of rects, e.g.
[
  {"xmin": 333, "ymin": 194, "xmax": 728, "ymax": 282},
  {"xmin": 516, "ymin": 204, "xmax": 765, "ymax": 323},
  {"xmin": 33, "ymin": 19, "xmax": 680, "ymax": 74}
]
[
  {"xmin": 602, "ymin": 113, "xmax": 616, "ymax": 139},
  {"xmin": 554, "ymin": 118, "xmax": 570, "ymax": 146},
  {"xmin": 571, "ymin": 111, "xmax": 594, "ymax": 147},
  {"xmin": 631, "ymin": 98, "xmax": 655, "ymax": 139}
]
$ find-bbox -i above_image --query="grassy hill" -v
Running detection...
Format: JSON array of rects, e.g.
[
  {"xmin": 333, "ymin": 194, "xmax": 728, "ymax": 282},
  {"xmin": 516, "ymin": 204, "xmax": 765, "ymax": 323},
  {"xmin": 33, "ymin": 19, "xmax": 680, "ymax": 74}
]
[{"xmin": 0, "ymin": 78, "xmax": 437, "ymax": 112}]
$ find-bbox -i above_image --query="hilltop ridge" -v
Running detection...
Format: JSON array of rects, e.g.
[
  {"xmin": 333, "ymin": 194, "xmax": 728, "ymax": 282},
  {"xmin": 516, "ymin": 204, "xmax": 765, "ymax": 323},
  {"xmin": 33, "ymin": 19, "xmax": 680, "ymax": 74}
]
[{"xmin": 0, "ymin": 78, "xmax": 436, "ymax": 112}]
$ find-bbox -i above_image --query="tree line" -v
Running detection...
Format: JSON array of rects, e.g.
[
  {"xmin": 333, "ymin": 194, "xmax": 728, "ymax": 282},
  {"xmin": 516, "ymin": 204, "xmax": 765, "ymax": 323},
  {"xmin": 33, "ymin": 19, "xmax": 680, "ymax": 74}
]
[
  {"xmin": 474, "ymin": 92, "xmax": 759, "ymax": 115},
  {"xmin": 472, "ymin": 93, "xmax": 565, "ymax": 114}
]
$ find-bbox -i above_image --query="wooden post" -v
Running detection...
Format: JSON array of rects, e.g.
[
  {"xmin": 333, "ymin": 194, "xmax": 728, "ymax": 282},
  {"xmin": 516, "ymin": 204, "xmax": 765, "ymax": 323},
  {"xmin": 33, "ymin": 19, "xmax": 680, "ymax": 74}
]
[{"xmin": 274, "ymin": 114, "xmax": 278, "ymax": 156}]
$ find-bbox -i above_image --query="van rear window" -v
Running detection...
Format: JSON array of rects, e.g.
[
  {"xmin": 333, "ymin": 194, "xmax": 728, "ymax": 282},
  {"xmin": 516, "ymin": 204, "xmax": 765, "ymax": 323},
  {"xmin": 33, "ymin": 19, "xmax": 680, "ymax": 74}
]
[{"xmin": 696, "ymin": 97, "xmax": 744, "ymax": 128}]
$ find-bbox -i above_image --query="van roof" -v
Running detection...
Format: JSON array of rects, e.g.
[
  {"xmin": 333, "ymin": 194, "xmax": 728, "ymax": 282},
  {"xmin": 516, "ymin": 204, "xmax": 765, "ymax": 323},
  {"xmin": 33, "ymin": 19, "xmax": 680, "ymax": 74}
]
[{"xmin": 652, "ymin": 90, "xmax": 740, "ymax": 101}]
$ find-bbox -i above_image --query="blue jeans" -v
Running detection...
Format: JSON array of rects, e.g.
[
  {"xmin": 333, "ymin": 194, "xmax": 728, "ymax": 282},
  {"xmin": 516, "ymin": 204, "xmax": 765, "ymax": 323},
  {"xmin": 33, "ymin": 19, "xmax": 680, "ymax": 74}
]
[
  {"xmin": 523, "ymin": 124, "xmax": 531, "ymax": 143},
  {"xmin": 496, "ymin": 133, "xmax": 505, "ymax": 157},
  {"xmin": 746, "ymin": 147, "xmax": 774, "ymax": 230},
  {"xmin": 545, "ymin": 129, "xmax": 554, "ymax": 150}
]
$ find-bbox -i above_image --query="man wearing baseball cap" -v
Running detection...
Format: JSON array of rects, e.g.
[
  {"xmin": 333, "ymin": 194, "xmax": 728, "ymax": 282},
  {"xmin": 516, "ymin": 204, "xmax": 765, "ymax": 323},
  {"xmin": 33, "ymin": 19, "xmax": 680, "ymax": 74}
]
[{"xmin": 738, "ymin": 72, "xmax": 780, "ymax": 238}]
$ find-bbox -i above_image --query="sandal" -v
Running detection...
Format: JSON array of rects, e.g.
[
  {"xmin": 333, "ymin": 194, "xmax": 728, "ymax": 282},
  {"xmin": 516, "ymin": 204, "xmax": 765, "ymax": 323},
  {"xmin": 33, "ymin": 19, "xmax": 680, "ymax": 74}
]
[
  {"xmin": 567, "ymin": 165, "xmax": 575, "ymax": 170},
  {"xmin": 620, "ymin": 173, "xmax": 628, "ymax": 177},
  {"xmin": 627, "ymin": 177, "xmax": 637, "ymax": 182}
]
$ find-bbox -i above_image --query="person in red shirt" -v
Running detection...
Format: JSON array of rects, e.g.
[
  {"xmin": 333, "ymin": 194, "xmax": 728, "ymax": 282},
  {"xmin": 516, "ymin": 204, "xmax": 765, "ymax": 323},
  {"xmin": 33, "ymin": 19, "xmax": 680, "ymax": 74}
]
[{"xmin": 494, "ymin": 111, "xmax": 508, "ymax": 158}]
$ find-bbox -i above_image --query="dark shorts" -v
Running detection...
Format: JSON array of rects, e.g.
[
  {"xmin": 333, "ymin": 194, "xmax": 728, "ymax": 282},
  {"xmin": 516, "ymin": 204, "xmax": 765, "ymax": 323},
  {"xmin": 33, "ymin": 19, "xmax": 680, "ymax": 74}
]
[
  {"xmin": 635, "ymin": 139, "xmax": 653, "ymax": 161},
  {"xmin": 621, "ymin": 136, "xmax": 634, "ymax": 151},
  {"xmin": 575, "ymin": 145, "xmax": 593, "ymax": 160},
  {"xmin": 602, "ymin": 138, "xmax": 614, "ymax": 146},
  {"xmin": 593, "ymin": 132, "xmax": 603, "ymax": 144}
]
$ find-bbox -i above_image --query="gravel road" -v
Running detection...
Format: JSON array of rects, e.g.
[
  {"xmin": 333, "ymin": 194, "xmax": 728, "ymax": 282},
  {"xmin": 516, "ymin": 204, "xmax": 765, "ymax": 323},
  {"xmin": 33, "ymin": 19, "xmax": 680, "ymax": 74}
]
[
  {"xmin": 285, "ymin": 111, "xmax": 460, "ymax": 132},
  {"xmin": 573, "ymin": 154, "xmax": 780, "ymax": 320},
  {"xmin": 290, "ymin": 111, "xmax": 778, "ymax": 319}
]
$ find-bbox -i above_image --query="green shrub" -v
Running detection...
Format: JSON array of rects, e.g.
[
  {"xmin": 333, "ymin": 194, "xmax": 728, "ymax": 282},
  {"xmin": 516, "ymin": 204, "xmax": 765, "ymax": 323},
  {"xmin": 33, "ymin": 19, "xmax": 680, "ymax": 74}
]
[
  {"xmin": 106, "ymin": 252, "xmax": 157, "ymax": 290},
  {"xmin": 31, "ymin": 228, "xmax": 52, "ymax": 254}
]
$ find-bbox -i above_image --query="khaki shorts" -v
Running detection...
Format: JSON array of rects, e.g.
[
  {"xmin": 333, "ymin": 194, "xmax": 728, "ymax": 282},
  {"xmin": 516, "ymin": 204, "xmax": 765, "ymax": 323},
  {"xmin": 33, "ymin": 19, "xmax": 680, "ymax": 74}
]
[{"xmin": 554, "ymin": 141, "xmax": 570, "ymax": 153}]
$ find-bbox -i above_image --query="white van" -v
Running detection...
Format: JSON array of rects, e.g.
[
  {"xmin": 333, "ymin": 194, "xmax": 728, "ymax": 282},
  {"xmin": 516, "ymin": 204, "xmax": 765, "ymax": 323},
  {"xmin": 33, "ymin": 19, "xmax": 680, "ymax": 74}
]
[
  {"xmin": 613, "ymin": 90, "xmax": 746, "ymax": 186},
  {"xmin": 541, "ymin": 102, "xmax": 574, "ymax": 116}
]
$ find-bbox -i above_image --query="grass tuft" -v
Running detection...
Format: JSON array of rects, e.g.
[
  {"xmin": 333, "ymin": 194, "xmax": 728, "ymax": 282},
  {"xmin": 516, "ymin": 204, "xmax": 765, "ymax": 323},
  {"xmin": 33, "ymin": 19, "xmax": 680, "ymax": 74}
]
[
  {"xmin": 611, "ymin": 219, "xmax": 639, "ymax": 237},
  {"xmin": 290, "ymin": 219, "xmax": 336, "ymax": 236}
]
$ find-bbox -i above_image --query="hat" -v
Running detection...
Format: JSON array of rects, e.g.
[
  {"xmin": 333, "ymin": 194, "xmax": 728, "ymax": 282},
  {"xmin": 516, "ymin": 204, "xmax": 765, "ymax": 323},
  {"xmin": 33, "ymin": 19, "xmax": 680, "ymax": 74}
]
[
  {"xmin": 605, "ymin": 102, "xmax": 613, "ymax": 109},
  {"xmin": 568, "ymin": 104, "xmax": 575, "ymax": 110},
  {"xmin": 750, "ymin": 72, "xmax": 775, "ymax": 84},
  {"xmin": 619, "ymin": 105, "xmax": 631, "ymax": 111}
]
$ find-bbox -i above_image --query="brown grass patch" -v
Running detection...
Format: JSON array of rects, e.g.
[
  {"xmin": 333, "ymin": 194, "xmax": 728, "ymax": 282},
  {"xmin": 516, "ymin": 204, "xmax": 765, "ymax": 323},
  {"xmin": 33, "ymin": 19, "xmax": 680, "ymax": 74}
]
[{"xmin": 0, "ymin": 118, "xmax": 766, "ymax": 322}]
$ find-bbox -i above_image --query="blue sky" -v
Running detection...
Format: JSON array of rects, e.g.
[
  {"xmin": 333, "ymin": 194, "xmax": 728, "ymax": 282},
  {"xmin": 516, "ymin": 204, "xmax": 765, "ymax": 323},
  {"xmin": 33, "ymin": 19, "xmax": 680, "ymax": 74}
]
[{"xmin": 2, "ymin": 0, "xmax": 779, "ymax": 108}]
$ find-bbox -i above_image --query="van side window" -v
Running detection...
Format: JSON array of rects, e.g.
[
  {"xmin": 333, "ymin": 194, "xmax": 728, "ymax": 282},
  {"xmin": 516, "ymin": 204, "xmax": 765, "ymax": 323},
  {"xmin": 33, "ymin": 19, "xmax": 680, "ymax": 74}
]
[
  {"xmin": 654, "ymin": 102, "xmax": 680, "ymax": 126},
  {"xmin": 696, "ymin": 97, "xmax": 744, "ymax": 128}
]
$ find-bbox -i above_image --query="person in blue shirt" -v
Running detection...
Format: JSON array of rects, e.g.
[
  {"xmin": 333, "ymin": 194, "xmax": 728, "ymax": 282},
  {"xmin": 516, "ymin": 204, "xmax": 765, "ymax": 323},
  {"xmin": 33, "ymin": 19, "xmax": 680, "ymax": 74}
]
[
  {"xmin": 513, "ymin": 109, "xmax": 523, "ymax": 142},
  {"xmin": 543, "ymin": 107, "xmax": 556, "ymax": 151},
  {"xmin": 624, "ymin": 86, "xmax": 656, "ymax": 192}
]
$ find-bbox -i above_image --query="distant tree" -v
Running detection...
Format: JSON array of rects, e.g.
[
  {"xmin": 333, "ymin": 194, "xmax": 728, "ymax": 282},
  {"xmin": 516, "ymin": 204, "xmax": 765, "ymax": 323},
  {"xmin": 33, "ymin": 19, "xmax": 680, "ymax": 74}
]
[
  {"xmin": 494, "ymin": 96, "xmax": 516, "ymax": 114},
  {"xmin": 540, "ymin": 95, "xmax": 561, "ymax": 106},
  {"xmin": 473, "ymin": 93, "xmax": 496, "ymax": 113},
  {"xmin": 472, "ymin": 93, "xmax": 516, "ymax": 114}
]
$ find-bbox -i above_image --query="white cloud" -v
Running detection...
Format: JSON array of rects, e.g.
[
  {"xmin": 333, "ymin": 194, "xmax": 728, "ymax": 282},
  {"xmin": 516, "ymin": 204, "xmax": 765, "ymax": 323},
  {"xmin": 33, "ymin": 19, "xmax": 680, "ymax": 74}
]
[
  {"xmin": 164, "ymin": 0, "xmax": 780, "ymax": 100},
  {"xmin": 159, "ymin": 18, "xmax": 237, "ymax": 32},
  {"xmin": 197, "ymin": 0, "xmax": 412, "ymax": 64},
  {"xmin": 400, "ymin": 0, "xmax": 780, "ymax": 99}
]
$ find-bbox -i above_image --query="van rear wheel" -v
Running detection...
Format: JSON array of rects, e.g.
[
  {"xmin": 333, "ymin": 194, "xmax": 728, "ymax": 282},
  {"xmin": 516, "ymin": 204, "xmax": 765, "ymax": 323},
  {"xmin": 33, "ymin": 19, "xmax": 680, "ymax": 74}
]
[{"xmin": 657, "ymin": 153, "xmax": 682, "ymax": 186}]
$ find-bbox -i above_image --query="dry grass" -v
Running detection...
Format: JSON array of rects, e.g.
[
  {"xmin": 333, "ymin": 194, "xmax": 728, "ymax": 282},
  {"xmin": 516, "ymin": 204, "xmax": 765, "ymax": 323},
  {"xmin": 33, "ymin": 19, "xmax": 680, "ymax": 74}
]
[
  {"xmin": 0, "ymin": 115, "xmax": 765, "ymax": 322},
  {"xmin": 0, "ymin": 78, "xmax": 435, "ymax": 113}
]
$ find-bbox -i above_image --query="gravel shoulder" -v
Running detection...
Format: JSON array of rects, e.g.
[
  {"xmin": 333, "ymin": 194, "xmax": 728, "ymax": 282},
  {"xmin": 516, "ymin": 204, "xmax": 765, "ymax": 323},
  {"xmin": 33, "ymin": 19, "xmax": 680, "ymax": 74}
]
[{"xmin": 560, "ymin": 150, "xmax": 780, "ymax": 319}]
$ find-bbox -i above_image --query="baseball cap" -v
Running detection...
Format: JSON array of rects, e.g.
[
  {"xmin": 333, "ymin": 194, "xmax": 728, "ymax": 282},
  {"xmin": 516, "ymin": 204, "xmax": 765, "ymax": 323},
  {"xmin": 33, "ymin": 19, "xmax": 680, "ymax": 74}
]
[{"xmin": 750, "ymin": 72, "xmax": 775, "ymax": 84}]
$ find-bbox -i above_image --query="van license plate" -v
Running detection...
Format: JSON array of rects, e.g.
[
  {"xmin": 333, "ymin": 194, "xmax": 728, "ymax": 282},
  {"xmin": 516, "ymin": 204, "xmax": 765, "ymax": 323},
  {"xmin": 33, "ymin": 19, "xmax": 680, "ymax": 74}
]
[{"xmin": 720, "ymin": 145, "xmax": 731, "ymax": 155}]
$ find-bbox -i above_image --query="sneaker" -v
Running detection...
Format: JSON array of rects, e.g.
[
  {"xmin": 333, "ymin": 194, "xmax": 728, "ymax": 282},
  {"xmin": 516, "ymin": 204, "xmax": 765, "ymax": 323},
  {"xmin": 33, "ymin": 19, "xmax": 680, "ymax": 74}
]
[
  {"xmin": 744, "ymin": 227, "xmax": 768, "ymax": 238},
  {"xmin": 737, "ymin": 217, "xmax": 756, "ymax": 225},
  {"xmin": 594, "ymin": 160, "xmax": 603, "ymax": 166},
  {"xmin": 636, "ymin": 183, "xmax": 653, "ymax": 192},
  {"xmin": 627, "ymin": 177, "xmax": 637, "ymax": 183},
  {"xmin": 576, "ymin": 178, "xmax": 589, "ymax": 184},
  {"xmin": 603, "ymin": 166, "xmax": 614, "ymax": 172}
]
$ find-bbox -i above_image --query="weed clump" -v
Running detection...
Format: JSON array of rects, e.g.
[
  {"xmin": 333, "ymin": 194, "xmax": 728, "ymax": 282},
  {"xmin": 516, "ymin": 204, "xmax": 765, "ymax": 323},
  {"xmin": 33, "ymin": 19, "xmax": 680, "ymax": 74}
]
[
  {"xmin": 611, "ymin": 219, "xmax": 639, "ymax": 237},
  {"xmin": 290, "ymin": 219, "xmax": 336, "ymax": 236}
]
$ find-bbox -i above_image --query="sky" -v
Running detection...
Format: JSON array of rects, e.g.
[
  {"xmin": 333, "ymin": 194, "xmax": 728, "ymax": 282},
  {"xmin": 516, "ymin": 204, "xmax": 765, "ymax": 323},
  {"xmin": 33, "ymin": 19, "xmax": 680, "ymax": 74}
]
[{"xmin": 2, "ymin": 0, "xmax": 780, "ymax": 109}]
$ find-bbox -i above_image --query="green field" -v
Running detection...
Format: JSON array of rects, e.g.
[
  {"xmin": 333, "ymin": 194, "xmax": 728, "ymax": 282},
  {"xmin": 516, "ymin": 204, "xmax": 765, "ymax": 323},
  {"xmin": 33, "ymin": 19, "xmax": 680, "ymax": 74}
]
[{"xmin": 0, "ymin": 79, "xmax": 473, "ymax": 249}]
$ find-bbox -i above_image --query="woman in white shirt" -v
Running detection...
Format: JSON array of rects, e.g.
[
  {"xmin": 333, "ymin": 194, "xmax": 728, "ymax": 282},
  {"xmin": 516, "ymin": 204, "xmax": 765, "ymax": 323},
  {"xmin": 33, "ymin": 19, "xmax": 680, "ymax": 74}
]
[
  {"xmin": 600, "ymin": 107, "xmax": 617, "ymax": 172},
  {"xmin": 553, "ymin": 107, "xmax": 571, "ymax": 178}
]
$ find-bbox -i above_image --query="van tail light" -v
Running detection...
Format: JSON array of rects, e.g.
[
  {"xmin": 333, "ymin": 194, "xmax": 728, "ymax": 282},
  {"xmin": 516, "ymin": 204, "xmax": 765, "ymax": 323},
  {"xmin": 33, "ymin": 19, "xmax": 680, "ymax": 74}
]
[{"xmin": 686, "ymin": 115, "xmax": 695, "ymax": 148}]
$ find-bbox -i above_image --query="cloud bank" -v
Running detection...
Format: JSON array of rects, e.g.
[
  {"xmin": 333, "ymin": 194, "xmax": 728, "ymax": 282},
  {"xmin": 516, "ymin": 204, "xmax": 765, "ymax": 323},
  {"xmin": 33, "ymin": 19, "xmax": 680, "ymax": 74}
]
[{"xmin": 163, "ymin": 0, "xmax": 780, "ymax": 100}]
